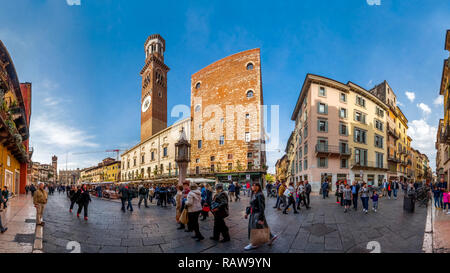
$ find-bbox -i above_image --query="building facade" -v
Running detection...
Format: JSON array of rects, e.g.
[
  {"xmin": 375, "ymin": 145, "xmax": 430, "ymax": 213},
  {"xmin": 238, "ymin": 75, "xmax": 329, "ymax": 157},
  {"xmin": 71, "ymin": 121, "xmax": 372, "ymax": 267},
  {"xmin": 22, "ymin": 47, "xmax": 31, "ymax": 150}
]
[
  {"xmin": 0, "ymin": 40, "xmax": 31, "ymax": 195},
  {"xmin": 290, "ymin": 74, "xmax": 389, "ymax": 191},
  {"xmin": 30, "ymin": 162, "xmax": 55, "ymax": 184},
  {"xmin": 80, "ymin": 158, "xmax": 121, "ymax": 183},
  {"xmin": 59, "ymin": 168, "xmax": 81, "ymax": 185},
  {"xmin": 121, "ymin": 118, "xmax": 189, "ymax": 181},
  {"xmin": 190, "ymin": 48, "xmax": 267, "ymax": 184},
  {"xmin": 437, "ymin": 29, "xmax": 450, "ymax": 190}
]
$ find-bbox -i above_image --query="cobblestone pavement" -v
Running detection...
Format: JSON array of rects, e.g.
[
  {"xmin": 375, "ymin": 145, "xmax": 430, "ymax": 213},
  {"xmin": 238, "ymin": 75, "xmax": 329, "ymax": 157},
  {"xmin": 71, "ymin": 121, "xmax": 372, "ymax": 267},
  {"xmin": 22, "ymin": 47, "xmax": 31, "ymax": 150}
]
[
  {"xmin": 0, "ymin": 195, "xmax": 36, "ymax": 253},
  {"xmin": 43, "ymin": 191, "xmax": 428, "ymax": 253}
]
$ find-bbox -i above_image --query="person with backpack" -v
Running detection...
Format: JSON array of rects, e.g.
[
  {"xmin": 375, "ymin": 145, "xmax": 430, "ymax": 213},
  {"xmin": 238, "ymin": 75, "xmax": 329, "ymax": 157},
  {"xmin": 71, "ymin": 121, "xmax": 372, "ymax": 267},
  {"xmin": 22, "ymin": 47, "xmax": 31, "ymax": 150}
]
[
  {"xmin": 76, "ymin": 184, "xmax": 91, "ymax": 221},
  {"xmin": 210, "ymin": 184, "xmax": 230, "ymax": 242}
]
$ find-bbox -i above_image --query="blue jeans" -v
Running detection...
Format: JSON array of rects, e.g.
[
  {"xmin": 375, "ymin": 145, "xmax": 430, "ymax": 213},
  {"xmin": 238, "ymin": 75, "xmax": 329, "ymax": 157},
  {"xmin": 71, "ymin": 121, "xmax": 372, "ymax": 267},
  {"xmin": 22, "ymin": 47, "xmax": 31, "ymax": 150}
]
[
  {"xmin": 361, "ymin": 197, "xmax": 369, "ymax": 211},
  {"xmin": 127, "ymin": 199, "xmax": 133, "ymax": 211},
  {"xmin": 434, "ymin": 196, "xmax": 440, "ymax": 208},
  {"xmin": 352, "ymin": 195, "xmax": 358, "ymax": 210},
  {"xmin": 393, "ymin": 189, "xmax": 398, "ymax": 198},
  {"xmin": 439, "ymin": 193, "xmax": 444, "ymax": 208},
  {"xmin": 373, "ymin": 201, "xmax": 378, "ymax": 210}
]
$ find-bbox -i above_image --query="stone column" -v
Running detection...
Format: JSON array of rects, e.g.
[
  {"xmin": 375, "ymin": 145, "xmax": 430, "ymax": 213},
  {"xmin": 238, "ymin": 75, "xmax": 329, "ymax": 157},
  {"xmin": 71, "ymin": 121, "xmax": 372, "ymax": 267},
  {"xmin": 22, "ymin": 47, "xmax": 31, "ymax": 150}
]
[{"xmin": 178, "ymin": 162, "xmax": 188, "ymax": 187}]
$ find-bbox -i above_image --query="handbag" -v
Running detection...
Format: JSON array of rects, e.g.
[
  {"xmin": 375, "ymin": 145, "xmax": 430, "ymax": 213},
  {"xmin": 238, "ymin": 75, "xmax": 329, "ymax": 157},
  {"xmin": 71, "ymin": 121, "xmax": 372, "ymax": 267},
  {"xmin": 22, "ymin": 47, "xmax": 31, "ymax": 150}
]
[
  {"xmin": 180, "ymin": 208, "xmax": 189, "ymax": 225},
  {"xmin": 250, "ymin": 227, "xmax": 270, "ymax": 246},
  {"xmin": 202, "ymin": 204, "xmax": 210, "ymax": 212},
  {"xmin": 283, "ymin": 189, "xmax": 291, "ymax": 197}
]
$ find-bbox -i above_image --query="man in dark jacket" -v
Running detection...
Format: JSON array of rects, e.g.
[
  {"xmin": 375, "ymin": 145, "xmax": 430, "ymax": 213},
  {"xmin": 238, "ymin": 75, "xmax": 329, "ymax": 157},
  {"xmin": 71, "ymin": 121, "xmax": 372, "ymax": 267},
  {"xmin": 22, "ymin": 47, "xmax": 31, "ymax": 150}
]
[
  {"xmin": 138, "ymin": 185, "xmax": 149, "ymax": 208},
  {"xmin": 351, "ymin": 181, "xmax": 360, "ymax": 211},
  {"xmin": 304, "ymin": 181, "xmax": 312, "ymax": 209},
  {"xmin": 30, "ymin": 184, "xmax": 36, "ymax": 197},
  {"xmin": 69, "ymin": 186, "xmax": 80, "ymax": 213},
  {"xmin": 2, "ymin": 187, "xmax": 9, "ymax": 209},
  {"xmin": 210, "ymin": 184, "xmax": 230, "ymax": 242},
  {"xmin": 119, "ymin": 185, "xmax": 129, "ymax": 212}
]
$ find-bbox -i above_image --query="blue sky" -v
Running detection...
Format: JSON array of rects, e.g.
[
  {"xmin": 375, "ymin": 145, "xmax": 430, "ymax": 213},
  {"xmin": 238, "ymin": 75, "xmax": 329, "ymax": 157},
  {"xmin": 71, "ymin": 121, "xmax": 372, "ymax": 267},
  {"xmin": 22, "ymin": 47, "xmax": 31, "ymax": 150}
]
[{"xmin": 0, "ymin": 0, "xmax": 449, "ymax": 172}]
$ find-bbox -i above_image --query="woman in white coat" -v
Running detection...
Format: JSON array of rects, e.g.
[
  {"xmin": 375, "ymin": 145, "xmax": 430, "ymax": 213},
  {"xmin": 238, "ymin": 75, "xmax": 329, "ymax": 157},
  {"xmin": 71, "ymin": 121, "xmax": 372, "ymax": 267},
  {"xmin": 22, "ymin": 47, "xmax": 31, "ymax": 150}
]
[{"xmin": 186, "ymin": 184, "xmax": 204, "ymax": 241}]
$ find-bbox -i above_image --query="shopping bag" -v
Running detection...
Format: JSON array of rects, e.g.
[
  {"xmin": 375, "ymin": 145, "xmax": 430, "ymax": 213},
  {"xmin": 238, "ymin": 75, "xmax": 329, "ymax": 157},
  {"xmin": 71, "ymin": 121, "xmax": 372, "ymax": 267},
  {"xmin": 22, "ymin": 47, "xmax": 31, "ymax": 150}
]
[
  {"xmin": 180, "ymin": 208, "xmax": 189, "ymax": 225},
  {"xmin": 283, "ymin": 189, "xmax": 291, "ymax": 197},
  {"xmin": 250, "ymin": 227, "xmax": 270, "ymax": 246}
]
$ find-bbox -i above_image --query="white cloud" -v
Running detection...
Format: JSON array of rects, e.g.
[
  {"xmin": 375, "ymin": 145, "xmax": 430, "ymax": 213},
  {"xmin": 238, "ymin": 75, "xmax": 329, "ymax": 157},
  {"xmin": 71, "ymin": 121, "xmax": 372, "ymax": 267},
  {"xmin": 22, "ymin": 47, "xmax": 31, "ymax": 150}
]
[
  {"xmin": 405, "ymin": 91, "xmax": 416, "ymax": 102},
  {"xmin": 397, "ymin": 101, "xmax": 405, "ymax": 107},
  {"xmin": 433, "ymin": 95, "xmax": 444, "ymax": 106},
  {"xmin": 408, "ymin": 119, "xmax": 437, "ymax": 171},
  {"xmin": 417, "ymin": 103, "xmax": 432, "ymax": 115}
]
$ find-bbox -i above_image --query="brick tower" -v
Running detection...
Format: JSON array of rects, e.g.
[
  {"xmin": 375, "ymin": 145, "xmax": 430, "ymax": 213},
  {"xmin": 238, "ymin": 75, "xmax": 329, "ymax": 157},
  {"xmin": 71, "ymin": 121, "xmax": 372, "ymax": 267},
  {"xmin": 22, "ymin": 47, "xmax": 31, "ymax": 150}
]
[
  {"xmin": 140, "ymin": 34, "xmax": 170, "ymax": 141},
  {"xmin": 52, "ymin": 155, "xmax": 58, "ymax": 183}
]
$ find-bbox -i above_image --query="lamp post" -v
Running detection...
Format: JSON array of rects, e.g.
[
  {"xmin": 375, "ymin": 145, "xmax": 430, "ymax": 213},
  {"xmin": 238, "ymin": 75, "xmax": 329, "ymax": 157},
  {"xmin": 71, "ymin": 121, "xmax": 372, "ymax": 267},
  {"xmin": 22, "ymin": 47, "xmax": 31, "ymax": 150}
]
[{"xmin": 175, "ymin": 127, "xmax": 191, "ymax": 187}]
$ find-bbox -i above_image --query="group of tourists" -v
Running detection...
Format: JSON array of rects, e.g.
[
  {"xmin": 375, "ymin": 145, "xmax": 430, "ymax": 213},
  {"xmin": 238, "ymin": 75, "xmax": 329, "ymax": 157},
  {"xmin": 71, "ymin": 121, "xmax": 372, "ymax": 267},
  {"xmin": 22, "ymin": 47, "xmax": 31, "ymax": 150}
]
[
  {"xmin": 271, "ymin": 180, "xmax": 312, "ymax": 214},
  {"xmin": 67, "ymin": 184, "xmax": 91, "ymax": 220},
  {"xmin": 24, "ymin": 184, "xmax": 36, "ymax": 196},
  {"xmin": 175, "ymin": 180, "xmax": 278, "ymax": 251},
  {"xmin": 432, "ymin": 177, "xmax": 449, "ymax": 214}
]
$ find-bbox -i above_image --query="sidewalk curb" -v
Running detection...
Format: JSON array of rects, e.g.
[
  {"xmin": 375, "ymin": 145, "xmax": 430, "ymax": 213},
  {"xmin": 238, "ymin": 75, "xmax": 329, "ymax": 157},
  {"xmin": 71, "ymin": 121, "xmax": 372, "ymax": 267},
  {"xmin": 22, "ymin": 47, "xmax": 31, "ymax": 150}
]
[
  {"xmin": 422, "ymin": 202, "xmax": 433, "ymax": 253},
  {"xmin": 32, "ymin": 219, "xmax": 45, "ymax": 253}
]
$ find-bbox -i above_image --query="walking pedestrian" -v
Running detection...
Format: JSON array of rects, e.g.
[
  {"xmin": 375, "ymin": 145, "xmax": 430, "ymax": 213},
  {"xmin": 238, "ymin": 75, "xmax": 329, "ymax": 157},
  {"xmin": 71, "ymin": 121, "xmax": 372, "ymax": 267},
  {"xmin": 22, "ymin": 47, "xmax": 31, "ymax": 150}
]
[
  {"xmin": 393, "ymin": 180, "xmax": 399, "ymax": 199},
  {"xmin": 76, "ymin": 184, "xmax": 91, "ymax": 221},
  {"xmin": 201, "ymin": 184, "xmax": 212, "ymax": 221},
  {"xmin": 210, "ymin": 184, "xmax": 230, "ymax": 242},
  {"xmin": 371, "ymin": 190, "xmax": 379, "ymax": 212},
  {"xmin": 283, "ymin": 182, "xmax": 298, "ymax": 214},
  {"xmin": 127, "ymin": 186, "xmax": 136, "ymax": 212},
  {"xmin": 69, "ymin": 186, "xmax": 80, "ymax": 213},
  {"xmin": 321, "ymin": 180, "xmax": 329, "ymax": 199},
  {"xmin": 343, "ymin": 184, "xmax": 352, "ymax": 213},
  {"xmin": 149, "ymin": 185, "xmax": 155, "ymax": 204},
  {"xmin": 296, "ymin": 181, "xmax": 305, "ymax": 211},
  {"xmin": 1, "ymin": 187, "xmax": 9, "ymax": 209},
  {"xmin": 438, "ymin": 177, "xmax": 447, "ymax": 209},
  {"xmin": 244, "ymin": 182, "xmax": 278, "ymax": 251},
  {"xmin": 351, "ymin": 181, "xmax": 360, "ymax": 211},
  {"xmin": 433, "ymin": 186, "xmax": 441, "ymax": 208},
  {"xmin": 304, "ymin": 180, "xmax": 311, "ymax": 209},
  {"xmin": 359, "ymin": 183, "xmax": 370, "ymax": 214},
  {"xmin": 273, "ymin": 181, "xmax": 281, "ymax": 208},
  {"xmin": 186, "ymin": 184, "xmax": 204, "ymax": 241},
  {"xmin": 235, "ymin": 182, "xmax": 241, "ymax": 202},
  {"xmin": 138, "ymin": 185, "xmax": 149, "ymax": 208},
  {"xmin": 25, "ymin": 185, "xmax": 29, "ymax": 196},
  {"xmin": 443, "ymin": 189, "xmax": 449, "ymax": 214},
  {"xmin": 382, "ymin": 179, "xmax": 388, "ymax": 197},
  {"xmin": 176, "ymin": 185, "xmax": 185, "ymax": 230},
  {"xmin": 228, "ymin": 182, "xmax": 235, "ymax": 203},
  {"xmin": 277, "ymin": 182, "xmax": 287, "ymax": 210},
  {"xmin": 30, "ymin": 184, "xmax": 36, "ymax": 197},
  {"xmin": 33, "ymin": 183, "xmax": 48, "ymax": 226},
  {"xmin": 387, "ymin": 181, "xmax": 392, "ymax": 199},
  {"xmin": 119, "ymin": 185, "xmax": 129, "ymax": 212}
]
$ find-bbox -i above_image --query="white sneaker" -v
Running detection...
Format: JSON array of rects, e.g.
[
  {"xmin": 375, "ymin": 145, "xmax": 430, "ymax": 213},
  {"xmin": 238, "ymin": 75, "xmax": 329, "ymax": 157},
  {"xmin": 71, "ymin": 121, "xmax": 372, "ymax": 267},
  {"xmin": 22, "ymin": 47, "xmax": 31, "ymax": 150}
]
[
  {"xmin": 244, "ymin": 244, "xmax": 258, "ymax": 251},
  {"xmin": 447, "ymin": 211, "xmax": 450, "ymax": 215}
]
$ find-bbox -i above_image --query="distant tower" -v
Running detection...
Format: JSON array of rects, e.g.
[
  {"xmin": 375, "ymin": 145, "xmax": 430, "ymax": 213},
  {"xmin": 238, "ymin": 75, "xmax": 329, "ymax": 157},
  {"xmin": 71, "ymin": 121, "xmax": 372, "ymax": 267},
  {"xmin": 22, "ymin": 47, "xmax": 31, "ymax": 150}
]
[
  {"xmin": 140, "ymin": 34, "xmax": 170, "ymax": 142},
  {"xmin": 52, "ymin": 155, "xmax": 58, "ymax": 183}
]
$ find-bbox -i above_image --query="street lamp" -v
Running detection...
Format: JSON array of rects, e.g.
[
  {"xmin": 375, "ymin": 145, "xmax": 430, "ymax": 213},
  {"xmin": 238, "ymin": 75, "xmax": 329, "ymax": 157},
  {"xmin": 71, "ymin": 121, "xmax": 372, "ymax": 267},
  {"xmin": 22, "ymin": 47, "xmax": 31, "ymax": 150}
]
[{"xmin": 175, "ymin": 127, "xmax": 190, "ymax": 187}]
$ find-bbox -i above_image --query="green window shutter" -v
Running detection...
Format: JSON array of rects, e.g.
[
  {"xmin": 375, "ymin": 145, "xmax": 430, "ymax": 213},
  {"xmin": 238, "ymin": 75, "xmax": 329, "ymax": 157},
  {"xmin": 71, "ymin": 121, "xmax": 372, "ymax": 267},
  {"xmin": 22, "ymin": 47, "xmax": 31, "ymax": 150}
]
[
  {"xmin": 325, "ymin": 104, "xmax": 328, "ymax": 114},
  {"xmin": 325, "ymin": 158, "xmax": 328, "ymax": 168},
  {"xmin": 317, "ymin": 103, "xmax": 320, "ymax": 114},
  {"xmin": 317, "ymin": 119, "xmax": 321, "ymax": 132},
  {"xmin": 325, "ymin": 121, "xmax": 328, "ymax": 132}
]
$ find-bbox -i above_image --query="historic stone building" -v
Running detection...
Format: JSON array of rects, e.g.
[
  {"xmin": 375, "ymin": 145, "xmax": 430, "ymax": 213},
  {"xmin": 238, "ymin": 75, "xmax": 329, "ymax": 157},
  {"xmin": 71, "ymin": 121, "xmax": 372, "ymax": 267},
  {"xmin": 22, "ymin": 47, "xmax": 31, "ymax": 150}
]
[
  {"xmin": 190, "ymin": 48, "xmax": 267, "ymax": 184},
  {"xmin": 121, "ymin": 34, "xmax": 190, "ymax": 182},
  {"xmin": 0, "ymin": 40, "xmax": 32, "ymax": 194},
  {"xmin": 52, "ymin": 155, "xmax": 58, "ymax": 183},
  {"xmin": 59, "ymin": 168, "xmax": 81, "ymax": 185},
  {"xmin": 80, "ymin": 157, "xmax": 121, "ymax": 183},
  {"xmin": 30, "ymin": 162, "xmax": 55, "ymax": 184}
]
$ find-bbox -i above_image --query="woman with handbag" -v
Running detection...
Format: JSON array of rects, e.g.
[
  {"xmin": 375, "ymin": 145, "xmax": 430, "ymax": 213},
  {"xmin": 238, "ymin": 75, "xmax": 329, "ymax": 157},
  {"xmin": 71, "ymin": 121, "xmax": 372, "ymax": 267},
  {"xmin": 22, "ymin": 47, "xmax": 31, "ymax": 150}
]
[
  {"xmin": 244, "ymin": 182, "xmax": 278, "ymax": 251},
  {"xmin": 210, "ymin": 184, "xmax": 230, "ymax": 242},
  {"xmin": 185, "ymin": 184, "xmax": 204, "ymax": 241}
]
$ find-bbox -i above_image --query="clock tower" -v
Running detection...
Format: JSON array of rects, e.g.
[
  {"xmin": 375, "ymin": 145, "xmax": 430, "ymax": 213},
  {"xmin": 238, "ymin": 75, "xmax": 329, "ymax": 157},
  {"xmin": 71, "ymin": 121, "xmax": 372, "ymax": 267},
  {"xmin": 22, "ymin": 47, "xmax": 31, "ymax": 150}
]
[{"xmin": 140, "ymin": 34, "xmax": 170, "ymax": 141}]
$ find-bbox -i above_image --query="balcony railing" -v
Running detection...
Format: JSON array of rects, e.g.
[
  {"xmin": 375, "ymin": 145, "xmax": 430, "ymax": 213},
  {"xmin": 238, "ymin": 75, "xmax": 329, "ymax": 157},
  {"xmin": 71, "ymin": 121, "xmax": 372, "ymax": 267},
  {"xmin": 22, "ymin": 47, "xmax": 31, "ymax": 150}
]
[
  {"xmin": 315, "ymin": 145, "xmax": 351, "ymax": 156},
  {"xmin": 388, "ymin": 126, "xmax": 399, "ymax": 139},
  {"xmin": 440, "ymin": 124, "xmax": 450, "ymax": 144},
  {"xmin": 388, "ymin": 155, "xmax": 401, "ymax": 163},
  {"xmin": 350, "ymin": 160, "xmax": 387, "ymax": 170}
]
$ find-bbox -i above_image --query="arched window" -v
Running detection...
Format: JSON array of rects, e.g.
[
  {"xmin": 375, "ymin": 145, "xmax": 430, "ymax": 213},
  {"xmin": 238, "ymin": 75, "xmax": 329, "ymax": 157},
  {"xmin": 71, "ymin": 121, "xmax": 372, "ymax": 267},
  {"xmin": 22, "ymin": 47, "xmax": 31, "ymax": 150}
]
[
  {"xmin": 246, "ymin": 63, "xmax": 254, "ymax": 70},
  {"xmin": 195, "ymin": 105, "xmax": 201, "ymax": 112},
  {"xmin": 195, "ymin": 82, "xmax": 201, "ymax": 89},
  {"xmin": 246, "ymin": 90, "xmax": 254, "ymax": 98}
]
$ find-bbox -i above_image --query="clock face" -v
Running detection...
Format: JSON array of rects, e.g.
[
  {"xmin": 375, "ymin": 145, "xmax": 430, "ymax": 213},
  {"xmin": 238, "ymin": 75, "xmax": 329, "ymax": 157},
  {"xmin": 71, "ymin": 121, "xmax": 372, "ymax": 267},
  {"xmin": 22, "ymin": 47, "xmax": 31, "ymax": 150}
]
[{"xmin": 142, "ymin": 95, "xmax": 151, "ymax": 113}]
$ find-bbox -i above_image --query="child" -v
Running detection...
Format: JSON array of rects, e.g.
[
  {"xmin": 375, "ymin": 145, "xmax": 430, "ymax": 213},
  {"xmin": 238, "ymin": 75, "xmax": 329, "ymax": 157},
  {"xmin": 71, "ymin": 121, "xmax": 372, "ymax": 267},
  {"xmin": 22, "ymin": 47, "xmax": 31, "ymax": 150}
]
[
  {"xmin": 371, "ymin": 190, "xmax": 379, "ymax": 212},
  {"xmin": 443, "ymin": 190, "xmax": 449, "ymax": 214}
]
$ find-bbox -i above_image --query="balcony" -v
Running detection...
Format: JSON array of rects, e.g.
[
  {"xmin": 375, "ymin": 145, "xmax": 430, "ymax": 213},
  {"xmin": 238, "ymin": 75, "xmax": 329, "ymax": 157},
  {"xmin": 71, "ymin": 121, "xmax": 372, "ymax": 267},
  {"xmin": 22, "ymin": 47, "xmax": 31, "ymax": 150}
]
[
  {"xmin": 315, "ymin": 144, "xmax": 351, "ymax": 157},
  {"xmin": 388, "ymin": 126, "xmax": 399, "ymax": 139},
  {"xmin": 350, "ymin": 160, "xmax": 388, "ymax": 170},
  {"xmin": 388, "ymin": 154, "xmax": 401, "ymax": 163},
  {"xmin": 440, "ymin": 125, "xmax": 450, "ymax": 144},
  {"xmin": 0, "ymin": 109, "xmax": 28, "ymax": 163}
]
